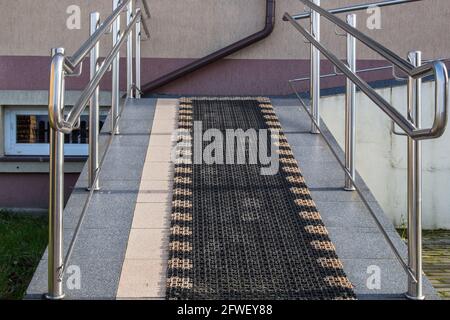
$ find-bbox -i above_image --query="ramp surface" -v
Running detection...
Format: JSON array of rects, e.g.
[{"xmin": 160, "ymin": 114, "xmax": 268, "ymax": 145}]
[{"xmin": 166, "ymin": 97, "xmax": 356, "ymax": 300}]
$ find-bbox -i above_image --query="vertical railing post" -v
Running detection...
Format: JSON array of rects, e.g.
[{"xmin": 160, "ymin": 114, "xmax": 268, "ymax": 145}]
[
  {"xmin": 47, "ymin": 47, "xmax": 66, "ymax": 300},
  {"xmin": 406, "ymin": 50, "xmax": 424, "ymax": 300},
  {"xmin": 112, "ymin": 0, "xmax": 121, "ymax": 135},
  {"xmin": 344, "ymin": 14, "xmax": 356, "ymax": 191},
  {"xmin": 310, "ymin": 0, "xmax": 321, "ymax": 134},
  {"xmin": 135, "ymin": 9, "xmax": 142, "ymax": 99},
  {"xmin": 126, "ymin": 0, "xmax": 134, "ymax": 98},
  {"xmin": 89, "ymin": 12, "xmax": 100, "ymax": 191}
]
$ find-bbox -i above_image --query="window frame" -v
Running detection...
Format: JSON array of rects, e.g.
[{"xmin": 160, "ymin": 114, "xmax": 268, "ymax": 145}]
[{"xmin": 4, "ymin": 107, "xmax": 88, "ymax": 156}]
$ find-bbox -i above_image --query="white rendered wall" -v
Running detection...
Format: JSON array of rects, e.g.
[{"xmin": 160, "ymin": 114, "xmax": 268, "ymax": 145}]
[{"xmin": 320, "ymin": 82, "xmax": 450, "ymax": 229}]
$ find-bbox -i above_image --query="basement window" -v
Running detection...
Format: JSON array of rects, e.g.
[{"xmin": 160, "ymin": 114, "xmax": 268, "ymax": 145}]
[{"xmin": 4, "ymin": 108, "xmax": 107, "ymax": 156}]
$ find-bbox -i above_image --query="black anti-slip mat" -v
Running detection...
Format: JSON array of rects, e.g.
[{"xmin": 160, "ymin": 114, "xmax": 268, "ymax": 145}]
[{"xmin": 166, "ymin": 97, "xmax": 356, "ymax": 300}]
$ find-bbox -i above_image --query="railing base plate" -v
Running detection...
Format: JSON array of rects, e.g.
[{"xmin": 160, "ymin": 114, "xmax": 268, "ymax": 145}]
[
  {"xmin": 45, "ymin": 293, "xmax": 65, "ymax": 300},
  {"xmin": 405, "ymin": 293, "xmax": 425, "ymax": 300}
]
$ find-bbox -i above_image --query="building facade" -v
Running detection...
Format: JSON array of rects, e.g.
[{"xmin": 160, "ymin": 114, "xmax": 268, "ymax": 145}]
[{"xmin": 1, "ymin": 0, "xmax": 450, "ymax": 210}]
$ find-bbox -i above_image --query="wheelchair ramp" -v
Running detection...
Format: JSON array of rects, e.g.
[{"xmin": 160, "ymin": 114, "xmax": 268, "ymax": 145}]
[
  {"xmin": 26, "ymin": 98, "xmax": 437, "ymax": 300},
  {"xmin": 166, "ymin": 97, "xmax": 356, "ymax": 300}
]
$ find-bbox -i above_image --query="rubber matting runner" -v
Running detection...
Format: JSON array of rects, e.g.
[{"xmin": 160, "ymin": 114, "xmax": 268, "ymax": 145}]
[{"xmin": 166, "ymin": 97, "xmax": 356, "ymax": 300}]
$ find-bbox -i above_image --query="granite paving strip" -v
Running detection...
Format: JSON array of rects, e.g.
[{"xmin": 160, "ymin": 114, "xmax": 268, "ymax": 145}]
[
  {"xmin": 26, "ymin": 98, "xmax": 156, "ymax": 299},
  {"xmin": 116, "ymin": 99, "xmax": 178, "ymax": 299}
]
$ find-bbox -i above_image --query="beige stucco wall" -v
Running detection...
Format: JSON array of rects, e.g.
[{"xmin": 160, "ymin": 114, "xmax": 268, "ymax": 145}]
[{"xmin": 0, "ymin": 0, "xmax": 449, "ymax": 61}]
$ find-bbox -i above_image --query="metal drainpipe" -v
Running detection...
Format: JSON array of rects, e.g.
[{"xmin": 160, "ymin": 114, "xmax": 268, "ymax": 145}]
[{"xmin": 141, "ymin": 0, "xmax": 276, "ymax": 94}]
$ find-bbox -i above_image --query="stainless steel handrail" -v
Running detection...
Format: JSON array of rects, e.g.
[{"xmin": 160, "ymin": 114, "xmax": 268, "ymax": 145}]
[
  {"xmin": 284, "ymin": 11, "xmax": 448, "ymax": 140},
  {"xmin": 66, "ymin": 13, "xmax": 139, "ymax": 128},
  {"xmin": 289, "ymin": 58, "xmax": 450, "ymax": 84},
  {"xmin": 294, "ymin": 0, "xmax": 431, "ymax": 77},
  {"xmin": 284, "ymin": 0, "xmax": 449, "ymax": 300},
  {"xmin": 46, "ymin": 0, "xmax": 149, "ymax": 300},
  {"xmin": 289, "ymin": 64, "xmax": 395, "ymax": 83},
  {"xmin": 64, "ymin": 0, "xmax": 150, "ymax": 71},
  {"xmin": 66, "ymin": 0, "xmax": 126, "ymax": 71},
  {"xmin": 50, "ymin": 13, "xmax": 139, "ymax": 133},
  {"xmin": 288, "ymin": 0, "xmax": 422, "ymax": 21},
  {"xmin": 138, "ymin": 0, "xmax": 151, "ymax": 37},
  {"xmin": 288, "ymin": 77, "xmax": 419, "ymax": 282}
]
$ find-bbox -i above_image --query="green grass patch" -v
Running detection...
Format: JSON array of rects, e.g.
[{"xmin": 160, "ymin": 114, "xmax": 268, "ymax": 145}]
[
  {"xmin": 396, "ymin": 228, "xmax": 450, "ymax": 241},
  {"xmin": 396, "ymin": 228, "xmax": 407, "ymax": 241},
  {"xmin": 0, "ymin": 210, "xmax": 47, "ymax": 300}
]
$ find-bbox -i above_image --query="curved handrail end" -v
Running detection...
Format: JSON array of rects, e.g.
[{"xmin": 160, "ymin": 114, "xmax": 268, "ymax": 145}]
[
  {"xmin": 48, "ymin": 52, "xmax": 66, "ymax": 132},
  {"xmin": 412, "ymin": 60, "xmax": 449, "ymax": 140}
]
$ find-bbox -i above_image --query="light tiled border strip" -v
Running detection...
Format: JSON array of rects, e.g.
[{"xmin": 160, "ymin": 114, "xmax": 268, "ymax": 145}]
[
  {"xmin": 116, "ymin": 99, "xmax": 178, "ymax": 299},
  {"xmin": 166, "ymin": 97, "xmax": 195, "ymax": 297}
]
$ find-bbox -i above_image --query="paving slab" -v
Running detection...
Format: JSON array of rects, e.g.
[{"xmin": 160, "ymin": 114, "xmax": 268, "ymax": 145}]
[
  {"xmin": 26, "ymin": 98, "xmax": 157, "ymax": 300},
  {"xmin": 116, "ymin": 98, "xmax": 176, "ymax": 300}
]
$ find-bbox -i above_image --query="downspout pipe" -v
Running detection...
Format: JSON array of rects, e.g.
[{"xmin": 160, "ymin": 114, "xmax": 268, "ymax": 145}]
[{"xmin": 142, "ymin": 0, "xmax": 276, "ymax": 95}]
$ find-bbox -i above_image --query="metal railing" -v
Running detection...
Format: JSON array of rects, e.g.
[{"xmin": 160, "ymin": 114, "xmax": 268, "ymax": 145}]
[
  {"xmin": 288, "ymin": 0, "xmax": 422, "ymax": 20},
  {"xmin": 46, "ymin": 0, "xmax": 149, "ymax": 299},
  {"xmin": 284, "ymin": 0, "xmax": 449, "ymax": 300},
  {"xmin": 289, "ymin": 58, "xmax": 450, "ymax": 85}
]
